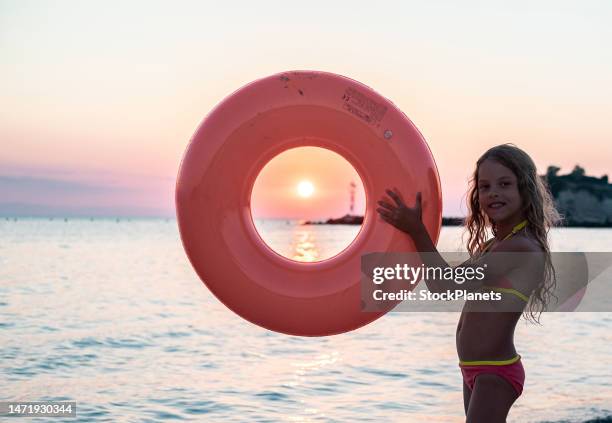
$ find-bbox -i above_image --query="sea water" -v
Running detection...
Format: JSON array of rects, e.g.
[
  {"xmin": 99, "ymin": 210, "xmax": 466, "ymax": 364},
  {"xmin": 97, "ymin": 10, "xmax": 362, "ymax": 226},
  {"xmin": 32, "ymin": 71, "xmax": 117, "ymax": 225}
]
[{"xmin": 1, "ymin": 218, "xmax": 611, "ymax": 422}]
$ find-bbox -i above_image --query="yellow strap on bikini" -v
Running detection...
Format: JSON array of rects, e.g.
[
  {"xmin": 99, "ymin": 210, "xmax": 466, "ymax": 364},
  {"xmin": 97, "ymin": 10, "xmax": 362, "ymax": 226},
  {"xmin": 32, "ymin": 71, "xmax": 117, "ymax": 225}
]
[
  {"xmin": 482, "ymin": 286, "xmax": 530, "ymax": 303},
  {"xmin": 480, "ymin": 220, "xmax": 530, "ymax": 302},
  {"xmin": 482, "ymin": 219, "xmax": 528, "ymax": 253},
  {"xmin": 460, "ymin": 354, "xmax": 521, "ymax": 366},
  {"xmin": 504, "ymin": 220, "xmax": 528, "ymax": 241}
]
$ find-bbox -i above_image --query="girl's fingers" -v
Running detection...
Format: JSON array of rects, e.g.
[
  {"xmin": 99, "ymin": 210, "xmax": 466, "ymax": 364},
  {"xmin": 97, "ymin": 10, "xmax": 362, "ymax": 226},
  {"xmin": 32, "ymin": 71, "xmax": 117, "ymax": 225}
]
[
  {"xmin": 377, "ymin": 200, "xmax": 395, "ymax": 211},
  {"xmin": 385, "ymin": 189, "xmax": 404, "ymax": 207},
  {"xmin": 393, "ymin": 187, "xmax": 404, "ymax": 200},
  {"xmin": 376, "ymin": 208, "xmax": 393, "ymax": 218}
]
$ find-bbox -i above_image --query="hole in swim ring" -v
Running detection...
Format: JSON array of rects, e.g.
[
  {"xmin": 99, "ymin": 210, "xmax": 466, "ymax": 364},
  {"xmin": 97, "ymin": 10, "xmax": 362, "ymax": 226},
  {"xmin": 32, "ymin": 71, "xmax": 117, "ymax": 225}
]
[{"xmin": 250, "ymin": 147, "xmax": 366, "ymax": 262}]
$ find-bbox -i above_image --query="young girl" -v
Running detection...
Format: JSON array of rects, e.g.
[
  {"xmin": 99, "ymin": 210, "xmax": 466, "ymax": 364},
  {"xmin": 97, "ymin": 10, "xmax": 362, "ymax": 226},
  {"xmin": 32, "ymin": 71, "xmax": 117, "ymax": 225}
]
[{"xmin": 376, "ymin": 144, "xmax": 559, "ymax": 422}]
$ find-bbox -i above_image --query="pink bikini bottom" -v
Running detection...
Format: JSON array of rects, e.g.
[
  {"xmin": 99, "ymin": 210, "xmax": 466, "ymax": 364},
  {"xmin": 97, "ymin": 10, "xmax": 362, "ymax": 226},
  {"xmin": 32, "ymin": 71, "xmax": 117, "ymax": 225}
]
[{"xmin": 459, "ymin": 356, "xmax": 525, "ymax": 397}]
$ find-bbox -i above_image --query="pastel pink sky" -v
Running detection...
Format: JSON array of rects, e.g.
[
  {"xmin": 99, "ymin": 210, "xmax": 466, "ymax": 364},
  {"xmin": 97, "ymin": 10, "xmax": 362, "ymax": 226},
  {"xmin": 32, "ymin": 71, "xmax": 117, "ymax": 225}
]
[{"xmin": 1, "ymin": 1, "xmax": 611, "ymax": 216}]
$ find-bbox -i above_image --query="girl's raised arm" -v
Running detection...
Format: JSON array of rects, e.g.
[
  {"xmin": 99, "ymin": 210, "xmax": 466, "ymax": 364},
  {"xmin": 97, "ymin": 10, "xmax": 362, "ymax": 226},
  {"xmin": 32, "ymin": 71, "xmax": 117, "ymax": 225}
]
[{"xmin": 376, "ymin": 188, "xmax": 540, "ymax": 295}]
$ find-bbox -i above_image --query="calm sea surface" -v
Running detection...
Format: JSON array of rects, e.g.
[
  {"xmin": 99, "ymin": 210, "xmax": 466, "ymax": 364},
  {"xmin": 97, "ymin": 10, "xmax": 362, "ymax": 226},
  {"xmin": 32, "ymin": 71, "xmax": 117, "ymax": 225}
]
[{"xmin": 1, "ymin": 218, "xmax": 611, "ymax": 422}]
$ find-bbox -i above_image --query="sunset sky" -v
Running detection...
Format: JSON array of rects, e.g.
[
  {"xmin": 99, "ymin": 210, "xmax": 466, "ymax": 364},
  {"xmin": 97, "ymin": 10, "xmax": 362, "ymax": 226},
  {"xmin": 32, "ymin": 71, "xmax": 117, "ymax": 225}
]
[
  {"xmin": 251, "ymin": 147, "xmax": 366, "ymax": 220},
  {"xmin": 1, "ymin": 0, "xmax": 611, "ymax": 217}
]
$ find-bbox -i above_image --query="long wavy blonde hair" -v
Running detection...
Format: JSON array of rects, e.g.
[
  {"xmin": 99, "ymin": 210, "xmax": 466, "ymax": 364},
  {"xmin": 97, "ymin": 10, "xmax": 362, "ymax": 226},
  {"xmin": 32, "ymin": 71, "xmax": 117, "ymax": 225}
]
[{"xmin": 465, "ymin": 144, "xmax": 561, "ymax": 323}]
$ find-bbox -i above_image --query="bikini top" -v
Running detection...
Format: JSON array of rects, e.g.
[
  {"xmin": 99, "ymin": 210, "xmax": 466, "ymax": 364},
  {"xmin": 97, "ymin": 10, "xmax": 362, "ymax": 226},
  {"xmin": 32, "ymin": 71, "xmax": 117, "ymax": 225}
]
[{"xmin": 479, "ymin": 220, "xmax": 530, "ymax": 303}]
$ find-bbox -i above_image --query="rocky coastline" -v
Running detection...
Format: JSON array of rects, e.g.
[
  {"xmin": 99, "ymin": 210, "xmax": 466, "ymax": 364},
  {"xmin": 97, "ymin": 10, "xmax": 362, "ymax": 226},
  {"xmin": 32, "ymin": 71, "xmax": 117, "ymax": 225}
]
[{"xmin": 303, "ymin": 166, "xmax": 612, "ymax": 227}]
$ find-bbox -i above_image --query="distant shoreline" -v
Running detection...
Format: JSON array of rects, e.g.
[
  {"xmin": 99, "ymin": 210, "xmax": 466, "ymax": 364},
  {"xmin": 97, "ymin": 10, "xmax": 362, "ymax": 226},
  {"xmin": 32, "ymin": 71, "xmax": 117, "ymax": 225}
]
[
  {"xmin": 2, "ymin": 215, "xmax": 612, "ymax": 228},
  {"xmin": 300, "ymin": 215, "xmax": 612, "ymax": 228}
]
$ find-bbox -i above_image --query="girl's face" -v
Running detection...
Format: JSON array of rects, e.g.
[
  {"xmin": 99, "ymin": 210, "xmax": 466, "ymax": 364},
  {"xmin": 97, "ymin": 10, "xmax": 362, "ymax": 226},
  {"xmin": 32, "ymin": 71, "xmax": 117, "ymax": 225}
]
[{"xmin": 477, "ymin": 158, "xmax": 523, "ymax": 223}]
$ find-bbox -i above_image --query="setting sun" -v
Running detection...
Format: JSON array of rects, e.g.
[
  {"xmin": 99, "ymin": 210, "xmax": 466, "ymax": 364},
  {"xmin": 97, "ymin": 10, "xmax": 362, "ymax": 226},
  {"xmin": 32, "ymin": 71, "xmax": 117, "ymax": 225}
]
[{"xmin": 297, "ymin": 180, "xmax": 315, "ymax": 198}]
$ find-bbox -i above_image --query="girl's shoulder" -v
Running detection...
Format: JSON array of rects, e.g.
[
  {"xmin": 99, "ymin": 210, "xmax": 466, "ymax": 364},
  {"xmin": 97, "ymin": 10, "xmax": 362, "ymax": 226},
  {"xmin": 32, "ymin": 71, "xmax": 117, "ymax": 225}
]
[{"xmin": 489, "ymin": 233, "xmax": 543, "ymax": 253}]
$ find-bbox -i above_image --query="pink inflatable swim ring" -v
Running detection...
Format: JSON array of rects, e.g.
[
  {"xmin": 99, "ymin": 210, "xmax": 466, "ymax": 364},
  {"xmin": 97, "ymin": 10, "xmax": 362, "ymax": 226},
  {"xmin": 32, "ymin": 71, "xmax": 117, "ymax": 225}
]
[{"xmin": 176, "ymin": 70, "xmax": 442, "ymax": 336}]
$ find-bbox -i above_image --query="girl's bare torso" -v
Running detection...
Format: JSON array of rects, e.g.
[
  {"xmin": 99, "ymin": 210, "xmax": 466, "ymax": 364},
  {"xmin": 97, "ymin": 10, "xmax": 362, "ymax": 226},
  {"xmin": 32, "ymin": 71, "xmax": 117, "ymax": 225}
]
[
  {"xmin": 456, "ymin": 309, "xmax": 521, "ymax": 361},
  {"xmin": 456, "ymin": 235, "xmax": 543, "ymax": 361}
]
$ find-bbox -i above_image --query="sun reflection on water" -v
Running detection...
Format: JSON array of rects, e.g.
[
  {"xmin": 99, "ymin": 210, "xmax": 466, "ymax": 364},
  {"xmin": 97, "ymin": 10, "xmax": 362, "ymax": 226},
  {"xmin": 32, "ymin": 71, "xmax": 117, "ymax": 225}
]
[{"xmin": 291, "ymin": 229, "xmax": 320, "ymax": 262}]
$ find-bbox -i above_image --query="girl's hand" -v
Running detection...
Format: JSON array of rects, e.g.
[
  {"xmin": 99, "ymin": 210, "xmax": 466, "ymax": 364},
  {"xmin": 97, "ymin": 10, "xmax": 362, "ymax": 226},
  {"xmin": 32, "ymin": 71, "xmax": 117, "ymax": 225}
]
[{"xmin": 377, "ymin": 188, "xmax": 424, "ymax": 236}]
